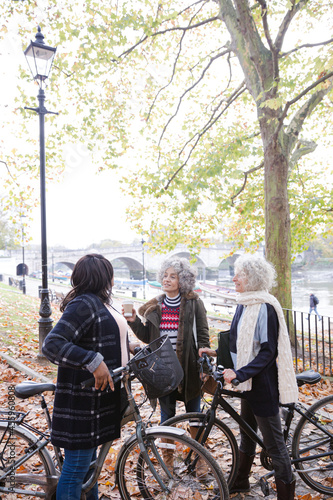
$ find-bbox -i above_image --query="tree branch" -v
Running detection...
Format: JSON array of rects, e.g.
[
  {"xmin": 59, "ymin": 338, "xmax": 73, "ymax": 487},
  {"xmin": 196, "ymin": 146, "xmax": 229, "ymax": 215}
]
[
  {"xmin": 147, "ymin": 1, "xmax": 220, "ymax": 123},
  {"xmin": 280, "ymin": 38, "xmax": 333, "ymax": 58},
  {"xmin": 231, "ymin": 161, "xmax": 264, "ymax": 204},
  {"xmin": 289, "ymin": 139, "xmax": 317, "ymax": 174},
  {"xmin": 274, "ymin": 71, "xmax": 333, "ymax": 140},
  {"xmin": 257, "ymin": 0, "xmax": 279, "ymax": 86},
  {"xmin": 164, "ymin": 83, "xmax": 246, "ymax": 189},
  {"xmin": 0, "ymin": 160, "xmax": 20, "ymax": 188},
  {"xmin": 118, "ymin": 16, "xmax": 220, "ymax": 60},
  {"xmin": 275, "ymin": 0, "xmax": 309, "ymax": 52},
  {"xmin": 156, "ymin": 49, "xmax": 231, "ymax": 146}
]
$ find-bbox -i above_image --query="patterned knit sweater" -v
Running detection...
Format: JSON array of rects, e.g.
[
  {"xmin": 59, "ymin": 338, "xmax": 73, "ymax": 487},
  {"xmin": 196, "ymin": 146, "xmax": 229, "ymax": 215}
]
[{"xmin": 159, "ymin": 293, "xmax": 181, "ymax": 351}]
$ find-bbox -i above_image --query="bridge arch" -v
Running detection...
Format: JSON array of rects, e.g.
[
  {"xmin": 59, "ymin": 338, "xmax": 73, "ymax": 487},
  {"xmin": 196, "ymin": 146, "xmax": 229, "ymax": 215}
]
[
  {"xmin": 56, "ymin": 261, "xmax": 75, "ymax": 271},
  {"xmin": 111, "ymin": 257, "xmax": 143, "ymax": 280}
]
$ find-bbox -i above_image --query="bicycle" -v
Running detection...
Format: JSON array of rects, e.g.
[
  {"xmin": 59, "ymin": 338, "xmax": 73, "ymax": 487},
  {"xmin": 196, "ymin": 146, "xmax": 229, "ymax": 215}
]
[
  {"xmin": 0, "ymin": 357, "xmax": 229, "ymax": 499},
  {"xmin": 163, "ymin": 354, "xmax": 333, "ymax": 496}
]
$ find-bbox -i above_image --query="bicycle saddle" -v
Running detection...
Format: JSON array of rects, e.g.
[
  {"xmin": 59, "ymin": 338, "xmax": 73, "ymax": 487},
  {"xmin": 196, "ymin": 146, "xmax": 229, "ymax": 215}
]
[
  {"xmin": 14, "ymin": 381, "xmax": 56, "ymax": 399},
  {"xmin": 296, "ymin": 370, "xmax": 321, "ymax": 387}
]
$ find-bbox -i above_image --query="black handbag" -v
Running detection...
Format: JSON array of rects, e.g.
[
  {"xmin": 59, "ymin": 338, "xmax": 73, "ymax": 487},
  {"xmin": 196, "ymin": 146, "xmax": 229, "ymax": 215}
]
[
  {"xmin": 128, "ymin": 335, "xmax": 184, "ymax": 399},
  {"xmin": 216, "ymin": 330, "xmax": 234, "ymax": 369}
]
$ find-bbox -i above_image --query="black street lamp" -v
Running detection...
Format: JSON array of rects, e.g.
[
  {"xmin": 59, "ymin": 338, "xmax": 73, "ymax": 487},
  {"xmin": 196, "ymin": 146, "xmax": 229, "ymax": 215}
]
[
  {"xmin": 141, "ymin": 238, "xmax": 146, "ymax": 300},
  {"xmin": 24, "ymin": 26, "xmax": 57, "ymax": 355},
  {"xmin": 21, "ymin": 215, "xmax": 26, "ymax": 295}
]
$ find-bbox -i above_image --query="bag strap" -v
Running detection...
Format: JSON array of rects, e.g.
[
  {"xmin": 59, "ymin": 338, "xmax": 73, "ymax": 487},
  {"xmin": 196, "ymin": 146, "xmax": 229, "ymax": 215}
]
[{"xmin": 193, "ymin": 306, "xmax": 198, "ymax": 349}]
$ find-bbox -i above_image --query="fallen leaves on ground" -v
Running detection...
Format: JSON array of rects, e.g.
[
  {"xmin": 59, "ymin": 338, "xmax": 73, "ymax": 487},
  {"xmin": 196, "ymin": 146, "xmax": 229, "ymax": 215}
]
[{"xmin": 0, "ymin": 287, "xmax": 332, "ymax": 499}]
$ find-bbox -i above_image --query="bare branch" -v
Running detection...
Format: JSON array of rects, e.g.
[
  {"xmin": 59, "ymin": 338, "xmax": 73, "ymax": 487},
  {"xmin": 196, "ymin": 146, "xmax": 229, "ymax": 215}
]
[
  {"xmin": 147, "ymin": 30, "xmax": 187, "ymax": 123},
  {"xmin": 280, "ymin": 38, "xmax": 333, "ymax": 58},
  {"xmin": 274, "ymin": 71, "xmax": 333, "ymax": 139},
  {"xmin": 164, "ymin": 83, "xmax": 246, "ymax": 189},
  {"xmin": 157, "ymin": 49, "xmax": 230, "ymax": 145},
  {"xmin": 275, "ymin": 0, "xmax": 309, "ymax": 52},
  {"xmin": 147, "ymin": 0, "xmax": 216, "ymax": 123},
  {"xmin": 231, "ymin": 161, "xmax": 264, "ymax": 203},
  {"xmin": 118, "ymin": 16, "xmax": 220, "ymax": 60},
  {"xmin": 0, "ymin": 160, "xmax": 20, "ymax": 188}
]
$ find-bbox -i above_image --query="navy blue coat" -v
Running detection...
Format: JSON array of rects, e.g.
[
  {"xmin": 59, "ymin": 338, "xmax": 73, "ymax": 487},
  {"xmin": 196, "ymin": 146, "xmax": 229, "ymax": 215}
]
[{"xmin": 230, "ymin": 303, "xmax": 279, "ymax": 417}]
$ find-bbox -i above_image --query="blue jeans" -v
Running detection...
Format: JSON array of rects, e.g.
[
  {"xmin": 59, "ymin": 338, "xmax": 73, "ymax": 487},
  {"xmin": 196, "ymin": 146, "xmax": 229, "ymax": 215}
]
[
  {"xmin": 309, "ymin": 307, "xmax": 321, "ymax": 320},
  {"xmin": 56, "ymin": 447, "xmax": 98, "ymax": 500},
  {"xmin": 159, "ymin": 390, "xmax": 201, "ymax": 423}
]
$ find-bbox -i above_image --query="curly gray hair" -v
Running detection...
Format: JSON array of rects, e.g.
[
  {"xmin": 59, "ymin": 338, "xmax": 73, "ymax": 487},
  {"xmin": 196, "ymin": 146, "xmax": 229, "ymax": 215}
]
[
  {"xmin": 234, "ymin": 254, "xmax": 276, "ymax": 292},
  {"xmin": 158, "ymin": 257, "xmax": 197, "ymax": 294}
]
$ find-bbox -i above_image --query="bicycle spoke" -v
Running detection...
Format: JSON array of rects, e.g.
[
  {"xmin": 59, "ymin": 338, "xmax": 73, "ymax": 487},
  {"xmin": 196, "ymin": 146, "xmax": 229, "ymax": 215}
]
[
  {"xmin": 292, "ymin": 395, "xmax": 333, "ymax": 495},
  {"xmin": 117, "ymin": 430, "xmax": 229, "ymax": 499}
]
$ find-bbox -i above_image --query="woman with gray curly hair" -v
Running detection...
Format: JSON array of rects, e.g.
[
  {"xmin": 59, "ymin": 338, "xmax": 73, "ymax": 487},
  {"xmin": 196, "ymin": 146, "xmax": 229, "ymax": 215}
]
[
  {"xmin": 200, "ymin": 254, "xmax": 298, "ymax": 499},
  {"xmin": 124, "ymin": 257, "xmax": 210, "ymax": 468}
]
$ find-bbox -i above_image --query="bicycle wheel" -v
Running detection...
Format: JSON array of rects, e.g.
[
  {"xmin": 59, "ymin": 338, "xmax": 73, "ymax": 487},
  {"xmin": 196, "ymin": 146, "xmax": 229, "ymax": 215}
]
[
  {"xmin": 117, "ymin": 429, "xmax": 229, "ymax": 499},
  {"xmin": 0, "ymin": 422, "xmax": 58, "ymax": 497},
  {"xmin": 163, "ymin": 412, "xmax": 239, "ymax": 486},
  {"xmin": 292, "ymin": 394, "xmax": 333, "ymax": 495}
]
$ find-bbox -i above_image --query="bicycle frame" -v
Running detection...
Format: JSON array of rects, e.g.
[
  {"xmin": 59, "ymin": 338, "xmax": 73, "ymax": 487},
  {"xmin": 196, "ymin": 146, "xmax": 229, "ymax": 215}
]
[
  {"xmin": 0, "ymin": 411, "xmax": 58, "ymax": 497},
  {"xmin": 198, "ymin": 372, "xmax": 333, "ymax": 477},
  {"xmin": 83, "ymin": 365, "xmax": 187, "ymax": 496}
]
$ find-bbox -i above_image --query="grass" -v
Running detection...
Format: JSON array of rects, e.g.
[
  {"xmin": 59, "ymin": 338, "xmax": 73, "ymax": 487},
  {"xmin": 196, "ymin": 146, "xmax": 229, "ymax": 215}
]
[
  {"xmin": 0, "ymin": 282, "xmax": 61, "ymax": 342},
  {"xmin": 0, "ymin": 283, "xmax": 61, "ymax": 379}
]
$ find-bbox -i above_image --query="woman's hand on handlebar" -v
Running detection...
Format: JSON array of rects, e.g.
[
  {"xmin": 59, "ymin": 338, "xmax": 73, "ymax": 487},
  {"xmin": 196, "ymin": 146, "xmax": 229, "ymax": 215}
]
[
  {"xmin": 93, "ymin": 361, "xmax": 114, "ymax": 391},
  {"xmin": 222, "ymin": 368, "xmax": 237, "ymax": 384},
  {"xmin": 198, "ymin": 347, "xmax": 217, "ymax": 358}
]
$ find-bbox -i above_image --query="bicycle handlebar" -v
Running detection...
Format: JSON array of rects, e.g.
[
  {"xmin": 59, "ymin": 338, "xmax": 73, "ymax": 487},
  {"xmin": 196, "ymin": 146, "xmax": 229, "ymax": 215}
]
[
  {"xmin": 198, "ymin": 354, "xmax": 240, "ymax": 387},
  {"xmin": 81, "ymin": 365, "xmax": 126, "ymax": 389}
]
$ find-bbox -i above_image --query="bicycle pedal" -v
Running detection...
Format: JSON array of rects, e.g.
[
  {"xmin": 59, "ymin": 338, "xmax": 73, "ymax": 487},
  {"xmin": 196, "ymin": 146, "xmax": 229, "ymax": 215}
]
[{"xmin": 259, "ymin": 477, "xmax": 270, "ymax": 496}]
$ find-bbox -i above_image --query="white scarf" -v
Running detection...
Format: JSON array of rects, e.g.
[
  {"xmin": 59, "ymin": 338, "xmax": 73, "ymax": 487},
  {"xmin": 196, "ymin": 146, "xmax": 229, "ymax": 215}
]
[{"xmin": 236, "ymin": 290, "xmax": 298, "ymax": 404}]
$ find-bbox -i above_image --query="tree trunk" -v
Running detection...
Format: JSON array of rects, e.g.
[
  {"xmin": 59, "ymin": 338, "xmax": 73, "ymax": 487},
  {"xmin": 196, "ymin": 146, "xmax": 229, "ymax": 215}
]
[{"xmin": 263, "ymin": 132, "xmax": 292, "ymax": 311}]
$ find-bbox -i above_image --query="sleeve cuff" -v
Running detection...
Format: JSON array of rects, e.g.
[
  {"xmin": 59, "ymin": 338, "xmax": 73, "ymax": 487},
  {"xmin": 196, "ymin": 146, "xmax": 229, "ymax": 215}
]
[{"xmin": 86, "ymin": 352, "xmax": 104, "ymax": 373}]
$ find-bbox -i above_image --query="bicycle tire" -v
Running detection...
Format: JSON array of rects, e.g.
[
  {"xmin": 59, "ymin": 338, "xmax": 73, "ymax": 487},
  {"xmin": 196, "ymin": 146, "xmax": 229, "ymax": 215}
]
[
  {"xmin": 0, "ymin": 422, "xmax": 58, "ymax": 497},
  {"xmin": 116, "ymin": 428, "xmax": 230, "ymax": 499},
  {"xmin": 292, "ymin": 394, "xmax": 333, "ymax": 495},
  {"xmin": 163, "ymin": 412, "xmax": 239, "ymax": 487}
]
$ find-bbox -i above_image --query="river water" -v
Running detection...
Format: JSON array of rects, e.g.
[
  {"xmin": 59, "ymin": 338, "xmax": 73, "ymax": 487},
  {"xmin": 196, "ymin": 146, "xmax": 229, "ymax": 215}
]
[
  {"xmin": 138, "ymin": 268, "xmax": 333, "ymax": 319},
  {"xmin": 12, "ymin": 267, "xmax": 333, "ymax": 320},
  {"xmin": 211, "ymin": 268, "xmax": 333, "ymax": 319}
]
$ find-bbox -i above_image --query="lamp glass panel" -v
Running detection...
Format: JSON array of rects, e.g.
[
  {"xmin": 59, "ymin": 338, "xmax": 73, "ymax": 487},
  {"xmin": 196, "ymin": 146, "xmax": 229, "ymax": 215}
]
[
  {"xmin": 24, "ymin": 43, "xmax": 55, "ymax": 81},
  {"xmin": 32, "ymin": 45, "xmax": 55, "ymax": 80}
]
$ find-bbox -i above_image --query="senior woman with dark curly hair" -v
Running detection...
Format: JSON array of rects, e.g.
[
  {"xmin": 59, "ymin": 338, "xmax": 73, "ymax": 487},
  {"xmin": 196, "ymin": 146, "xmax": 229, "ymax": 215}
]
[
  {"xmin": 200, "ymin": 254, "xmax": 298, "ymax": 500},
  {"xmin": 124, "ymin": 257, "xmax": 210, "ymax": 424}
]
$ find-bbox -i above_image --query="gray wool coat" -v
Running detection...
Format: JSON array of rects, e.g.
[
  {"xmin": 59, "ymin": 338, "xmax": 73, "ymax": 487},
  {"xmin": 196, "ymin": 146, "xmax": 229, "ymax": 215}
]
[{"xmin": 129, "ymin": 291, "xmax": 210, "ymax": 403}]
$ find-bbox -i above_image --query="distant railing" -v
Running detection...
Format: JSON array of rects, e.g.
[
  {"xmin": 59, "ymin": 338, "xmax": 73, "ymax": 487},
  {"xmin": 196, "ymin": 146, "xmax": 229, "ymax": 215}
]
[{"xmin": 284, "ymin": 309, "xmax": 332, "ymax": 377}]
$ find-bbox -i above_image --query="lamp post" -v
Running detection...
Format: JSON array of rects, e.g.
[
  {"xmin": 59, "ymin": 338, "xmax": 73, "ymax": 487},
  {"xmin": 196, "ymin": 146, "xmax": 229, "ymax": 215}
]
[
  {"xmin": 141, "ymin": 238, "xmax": 146, "ymax": 300},
  {"xmin": 21, "ymin": 216, "xmax": 26, "ymax": 295},
  {"xmin": 24, "ymin": 26, "xmax": 57, "ymax": 355}
]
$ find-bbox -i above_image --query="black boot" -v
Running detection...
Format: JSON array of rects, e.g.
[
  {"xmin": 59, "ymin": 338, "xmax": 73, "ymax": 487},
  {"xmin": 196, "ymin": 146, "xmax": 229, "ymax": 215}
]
[
  {"xmin": 229, "ymin": 451, "xmax": 255, "ymax": 494},
  {"xmin": 275, "ymin": 476, "xmax": 296, "ymax": 500}
]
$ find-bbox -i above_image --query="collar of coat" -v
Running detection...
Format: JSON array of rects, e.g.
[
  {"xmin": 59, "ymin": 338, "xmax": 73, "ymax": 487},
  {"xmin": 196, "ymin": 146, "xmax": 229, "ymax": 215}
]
[{"xmin": 138, "ymin": 291, "xmax": 199, "ymax": 318}]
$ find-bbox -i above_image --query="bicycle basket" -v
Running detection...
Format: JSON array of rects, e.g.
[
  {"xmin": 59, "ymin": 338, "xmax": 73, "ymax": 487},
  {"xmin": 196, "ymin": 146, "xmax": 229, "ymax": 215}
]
[{"xmin": 128, "ymin": 335, "xmax": 184, "ymax": 399}]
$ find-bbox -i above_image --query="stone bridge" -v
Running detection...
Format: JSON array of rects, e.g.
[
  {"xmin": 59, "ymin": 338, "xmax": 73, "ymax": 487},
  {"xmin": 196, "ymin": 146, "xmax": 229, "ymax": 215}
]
[{"xmin": 11, "ymin": 244, "xmax": 265, "ymax": 281}]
